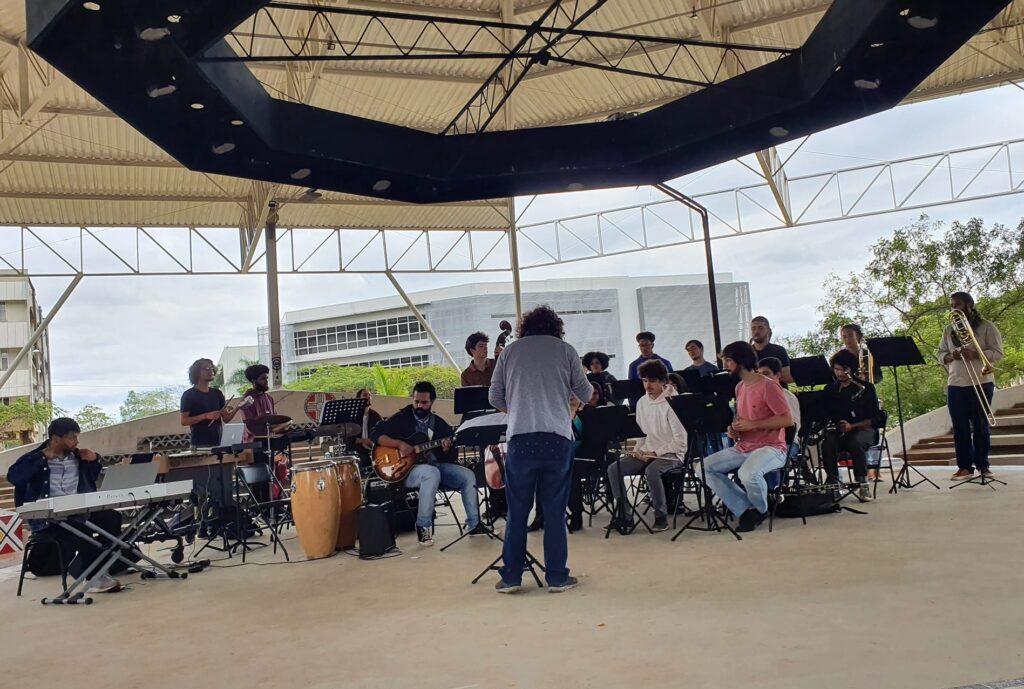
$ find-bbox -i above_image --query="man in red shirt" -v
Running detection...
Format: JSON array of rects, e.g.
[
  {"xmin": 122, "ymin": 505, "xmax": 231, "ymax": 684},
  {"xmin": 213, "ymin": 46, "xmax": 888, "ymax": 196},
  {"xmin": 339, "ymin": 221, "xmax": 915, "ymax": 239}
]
[{"xmin": 704, "ymin": 341, "xmax": 793, "ymax": 532}]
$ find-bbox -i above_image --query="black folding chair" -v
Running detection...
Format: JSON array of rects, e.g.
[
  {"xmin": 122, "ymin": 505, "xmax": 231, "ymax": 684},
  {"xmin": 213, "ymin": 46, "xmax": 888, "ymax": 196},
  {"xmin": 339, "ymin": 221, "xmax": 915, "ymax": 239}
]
[{"xmin": 235, "ymin": 464, "xmax": 292, "ymax": 562}]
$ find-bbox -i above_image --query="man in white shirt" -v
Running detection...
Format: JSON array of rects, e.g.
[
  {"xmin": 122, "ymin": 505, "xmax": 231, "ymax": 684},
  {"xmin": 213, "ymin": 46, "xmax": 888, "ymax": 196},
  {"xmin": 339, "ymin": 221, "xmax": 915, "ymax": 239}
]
[{"xmin": 606, "ymin": 359, "xmax": 687, "ymax": 532}]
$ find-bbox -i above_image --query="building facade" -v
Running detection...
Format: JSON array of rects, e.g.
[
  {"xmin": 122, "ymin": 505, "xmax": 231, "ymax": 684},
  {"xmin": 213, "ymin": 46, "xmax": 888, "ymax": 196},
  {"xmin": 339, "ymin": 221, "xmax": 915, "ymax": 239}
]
[
  {"xmin": 263, "ymin": 275, "xmax": 751, "ymax": 384},
  {"xmin": 0, "ymin": 273, "xmax": 52, "ymax": 445},
  {"xmin": 217, "ymin": 345, "xmax": 261, "ymax": 398}
]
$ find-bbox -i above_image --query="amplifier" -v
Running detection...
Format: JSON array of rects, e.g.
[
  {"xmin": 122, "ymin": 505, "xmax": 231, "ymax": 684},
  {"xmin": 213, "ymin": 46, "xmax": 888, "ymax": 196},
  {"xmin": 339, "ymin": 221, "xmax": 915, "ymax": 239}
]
[
  {"xmin": 357, "ymin": 504, "xmax": 396, "ymax": 558},
  {"xmin": 364, "ymin": 478, "xmax": 416, "ymax": 533}
]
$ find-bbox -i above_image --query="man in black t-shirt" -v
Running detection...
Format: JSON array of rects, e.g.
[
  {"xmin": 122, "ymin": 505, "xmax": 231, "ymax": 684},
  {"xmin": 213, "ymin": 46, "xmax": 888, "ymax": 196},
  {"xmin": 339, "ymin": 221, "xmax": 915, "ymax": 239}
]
[
  {"xmin": 821, "ymin": 349, "xmax": 881, "ymax": 501},
  {"xmin": 180, "ymin": 358, "xmax": 241, "ymax": 448},
  {"xmin": 750, "ymin": 316, "xmax": 792, "ymax": 385}
]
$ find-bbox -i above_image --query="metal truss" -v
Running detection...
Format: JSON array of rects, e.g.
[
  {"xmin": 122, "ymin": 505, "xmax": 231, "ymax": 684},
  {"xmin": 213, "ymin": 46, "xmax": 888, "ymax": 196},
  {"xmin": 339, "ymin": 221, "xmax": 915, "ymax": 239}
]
[
  {"xmin": 214, "ymin": 1, "xmax": 793, "ymax": 134},
  {"xmin": 2, "ymin": 137, "xmax": 1021, "ymax": 278}
]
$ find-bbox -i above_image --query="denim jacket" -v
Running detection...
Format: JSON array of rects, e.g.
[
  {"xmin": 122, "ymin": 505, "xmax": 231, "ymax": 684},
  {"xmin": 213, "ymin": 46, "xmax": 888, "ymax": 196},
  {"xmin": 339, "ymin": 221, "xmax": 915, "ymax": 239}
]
[{"xmin": 6, "ymin": 443, "xmax": 102, "ymax": 507}]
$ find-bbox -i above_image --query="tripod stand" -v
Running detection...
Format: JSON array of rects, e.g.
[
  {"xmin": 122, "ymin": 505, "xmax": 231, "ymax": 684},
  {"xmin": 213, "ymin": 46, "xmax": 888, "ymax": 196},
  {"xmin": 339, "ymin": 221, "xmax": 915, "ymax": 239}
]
[
  {"xmin": 442, "ymin": 423, "xmax": 505, "ymax": 552},
  {"xmin": 950, "ymin": 468, "xmax": 1006, "ymax": 490},
  {"xmin": 595, "ymin": 405, "xmax": 652, "ymax": 538}
]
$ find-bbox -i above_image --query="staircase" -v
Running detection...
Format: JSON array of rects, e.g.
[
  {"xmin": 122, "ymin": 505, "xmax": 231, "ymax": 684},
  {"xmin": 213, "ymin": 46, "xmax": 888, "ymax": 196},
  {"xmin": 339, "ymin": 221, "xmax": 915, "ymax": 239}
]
[
  {"xmin": 897, "ymin": 403, "xmax": 1024, "ymax": 466},
  {"xmin": 0, "ymin": 477, "xmax": 13, "ymax": 511}
]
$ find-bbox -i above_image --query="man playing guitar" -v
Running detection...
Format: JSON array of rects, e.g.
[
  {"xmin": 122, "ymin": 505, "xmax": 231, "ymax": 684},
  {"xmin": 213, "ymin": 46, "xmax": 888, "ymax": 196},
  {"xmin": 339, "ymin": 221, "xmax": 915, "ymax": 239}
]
[{"xmin": 370, "ymin": 382, "xmax": 484, "ymax": 546}]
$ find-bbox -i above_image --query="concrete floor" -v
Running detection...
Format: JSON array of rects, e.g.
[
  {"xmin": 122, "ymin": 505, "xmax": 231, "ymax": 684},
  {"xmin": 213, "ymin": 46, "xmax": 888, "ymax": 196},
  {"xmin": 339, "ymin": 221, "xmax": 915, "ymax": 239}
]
[{"xmin": 3, "ymin": 469, "xmax": 1023, "ymax": 689}]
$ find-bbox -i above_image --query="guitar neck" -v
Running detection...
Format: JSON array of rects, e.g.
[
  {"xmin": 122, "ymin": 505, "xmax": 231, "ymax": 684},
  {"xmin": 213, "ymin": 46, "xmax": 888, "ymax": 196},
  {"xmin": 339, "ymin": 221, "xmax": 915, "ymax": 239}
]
[{"xmin": 413, "ymin": 438, "xmax": 447, "ymax": 454}]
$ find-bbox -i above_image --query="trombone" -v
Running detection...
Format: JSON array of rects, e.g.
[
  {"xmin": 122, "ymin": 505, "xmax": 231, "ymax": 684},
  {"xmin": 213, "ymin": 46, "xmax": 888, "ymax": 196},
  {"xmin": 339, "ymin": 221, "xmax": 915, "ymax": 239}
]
[
  {"xmin": 949, "ymin": 308, "xmax": 997, "ymax": 426},
  {"xmin": 858, "ymin": 342, "xmax": 875, "ymax": 385}
]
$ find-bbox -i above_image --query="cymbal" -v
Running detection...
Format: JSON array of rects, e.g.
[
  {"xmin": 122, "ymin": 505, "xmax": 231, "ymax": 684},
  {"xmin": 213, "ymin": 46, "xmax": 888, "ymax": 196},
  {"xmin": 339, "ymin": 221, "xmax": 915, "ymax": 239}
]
[{"xmin": 247, "ymin": 414, "xmax": 292, "ymax": 426}]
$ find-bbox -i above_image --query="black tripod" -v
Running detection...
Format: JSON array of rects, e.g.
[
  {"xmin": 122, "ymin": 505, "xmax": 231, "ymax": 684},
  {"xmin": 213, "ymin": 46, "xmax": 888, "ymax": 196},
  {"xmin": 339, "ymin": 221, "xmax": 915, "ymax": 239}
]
[{"xmin": 951, "ymin": 468, "xmax": 1006, "ymax": 490}]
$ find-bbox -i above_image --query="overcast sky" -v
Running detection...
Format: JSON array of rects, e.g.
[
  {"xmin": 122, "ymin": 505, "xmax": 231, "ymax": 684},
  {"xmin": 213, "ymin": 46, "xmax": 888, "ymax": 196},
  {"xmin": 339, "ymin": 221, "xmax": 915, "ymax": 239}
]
[{"xmin": 30, "ymin": 84, "xmax": 1024, "ymax": 416}]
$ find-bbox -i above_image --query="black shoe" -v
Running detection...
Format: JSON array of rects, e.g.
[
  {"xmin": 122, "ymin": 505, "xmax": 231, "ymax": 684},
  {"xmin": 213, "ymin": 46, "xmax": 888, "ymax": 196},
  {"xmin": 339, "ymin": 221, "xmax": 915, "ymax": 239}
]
[
  {"xmin": 467, "ymin": 523, "xmax": 488, "ymax": 537},
  {"xmin": 527, "ymin": 518, "xmax": 544, "ymax": 532},
  {"xmin": 652, "ymin": 515, "xmax": 669, "ymax": 532},
  {"xmin": 568, "ymin": 514, "xmax": 584, "ymax": 532},
  {"xmin": 606, "ymin": 516, "xmax": 634, "ymax": 531},
  {"xmin": 548, "ymin": 576, "xmax": 579, "ymax": 593},
  {"xmin": 416, "ymin": 526, "xmax": 434, "ymax": 547},
  {"xmin": 735, "ymin": 508, "xmax": 760, "ymax": 533}
]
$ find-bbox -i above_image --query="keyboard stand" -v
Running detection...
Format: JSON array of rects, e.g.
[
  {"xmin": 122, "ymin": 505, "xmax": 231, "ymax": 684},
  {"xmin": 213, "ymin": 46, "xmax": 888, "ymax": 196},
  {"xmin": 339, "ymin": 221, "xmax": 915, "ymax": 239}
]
[{"xmin": 42, "ymin": 501, "xmax": 187, "ymax": 605}]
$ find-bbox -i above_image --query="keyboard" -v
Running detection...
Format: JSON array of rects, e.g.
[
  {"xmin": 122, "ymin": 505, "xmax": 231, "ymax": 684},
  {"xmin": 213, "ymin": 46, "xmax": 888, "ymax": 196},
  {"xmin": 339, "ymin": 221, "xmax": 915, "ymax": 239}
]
[
  {"xmin": 17, "ymin": 481, "xmax": 193, "ymax": 520},
  {"xmin": 156, "ymin": 450, "xmax": 254, "ymax": 474}
]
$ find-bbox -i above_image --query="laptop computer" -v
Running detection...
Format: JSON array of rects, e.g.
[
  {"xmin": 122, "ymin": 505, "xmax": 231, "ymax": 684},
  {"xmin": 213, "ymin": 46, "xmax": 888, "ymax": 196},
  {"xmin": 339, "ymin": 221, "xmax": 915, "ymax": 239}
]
[{"xmin": 98, "ymin": 461, "xmax": 160, "ymax": 490}]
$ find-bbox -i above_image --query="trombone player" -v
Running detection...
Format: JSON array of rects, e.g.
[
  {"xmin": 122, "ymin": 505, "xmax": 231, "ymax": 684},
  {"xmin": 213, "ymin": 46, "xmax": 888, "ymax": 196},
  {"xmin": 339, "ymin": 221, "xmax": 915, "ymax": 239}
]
[{"xmin": 938, "ymin": 292, "xmax": 1004, "ymax": 481}]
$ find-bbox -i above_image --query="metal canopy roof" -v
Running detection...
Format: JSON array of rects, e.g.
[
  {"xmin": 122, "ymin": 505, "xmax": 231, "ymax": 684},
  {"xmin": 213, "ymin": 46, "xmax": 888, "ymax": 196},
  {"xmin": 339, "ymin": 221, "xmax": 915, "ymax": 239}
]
[{"xmin": 2, "ymin": 0, "xmax": 1023, "ymax": 230}]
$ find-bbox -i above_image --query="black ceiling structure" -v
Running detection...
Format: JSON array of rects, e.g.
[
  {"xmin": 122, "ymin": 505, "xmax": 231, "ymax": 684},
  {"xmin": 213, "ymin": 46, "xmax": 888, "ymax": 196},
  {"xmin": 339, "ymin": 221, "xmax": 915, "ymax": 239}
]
[{"xmin": 27, "ymin": 0, "xmax": 1013, "ymax": 204}]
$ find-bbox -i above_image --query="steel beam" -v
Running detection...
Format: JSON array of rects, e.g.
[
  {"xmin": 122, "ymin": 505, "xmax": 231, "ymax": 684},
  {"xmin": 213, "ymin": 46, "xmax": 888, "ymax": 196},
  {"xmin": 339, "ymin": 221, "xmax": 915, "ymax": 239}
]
[{"xmin": 385, "ymin": 271, "xmax": 460, "ymax": 369}]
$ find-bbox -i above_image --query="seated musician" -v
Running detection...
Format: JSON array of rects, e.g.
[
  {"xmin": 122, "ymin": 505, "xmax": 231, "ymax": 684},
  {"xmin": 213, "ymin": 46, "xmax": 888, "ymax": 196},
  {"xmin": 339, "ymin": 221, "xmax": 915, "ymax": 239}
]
[
  {"xmin": 755, "ymin": 357, "xmax": 800, "ymax": 438},
  {"xmin": 821, "ymin": 349, "xmax": 881, "ymax": 501},
  {"xmin": 180, "ymin": 358, "xmax": 242, "ymax": 448},
  {"xmin": 6, "ymin": 418, "xmax": 123, "ymax": 593},
  {"xmin": 240, "ymin": 364, "xmax": 290, "ymax": 444},
  {"xmin": 369, "ymin": 381, "xmax": 484, "ymax": 546},
  {"xmin": 607, "ymin": 359, "xmax": 687, "ymax": 533},
  {"xmin": 627, "ymin": 331, "xmax": 673, "ymax": 380},
  {"xmin": 582, "ymin": 351, "xmax": 616, "ymax": 402},
  {"xmin": 354, "ymin": 388, "xmax": 383, "ymax": 456},
  {"xmin": 704, "ymin": 341, "xmax": 792, "ymax": 533},
  {"xmin": 683, "ymin": 339, "xmax": 719, "ymax": 377}
]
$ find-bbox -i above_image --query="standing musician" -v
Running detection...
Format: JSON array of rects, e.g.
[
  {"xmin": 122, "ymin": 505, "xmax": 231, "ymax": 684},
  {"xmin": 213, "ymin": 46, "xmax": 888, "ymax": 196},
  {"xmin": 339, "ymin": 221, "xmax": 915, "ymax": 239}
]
[
  {"xmin": 240, "ymin": 364, "xmax": 289, "ymax": 444},
  {"xmin": 840, "ymin": 323, "xmax": 883, "ymax": 383},
  {"xmin": 461, "ymin": 332, "xmax": 496, "ymax": 387},
  {"xmin": 7, "ymin": 418, "xmax": 124, "ymax": 593},
  {"xmin": 180, "ymin": 358, "xmax": 241, "ymax": 448},
  {"xmin": 369, "ymin": 382, "xmax": 484, "ymax": 546},
  {"xmin": 489, "ymin": 305, "xmax": 594, "ymax": 594},
  {"xmin": 628, "ymin": 331, "xmax": 673, "ymax": 380},
  {"xmin": 820, "ymin": 350, "xmax": 880, "ymax": 500},
  {"xmin": 606, "ymin": 359, "xmax": 687, "ymax": 533},
  {"xmin": 684, "ymin": 339, "xmax": 719, "ymax": 377},
  {"xmin": 750, "ymin": 316, "xmax": 793, "ymax": 385},
  {"xmin": 938, "ymin": 292, "xmax": 1004, "ymax": 481},
  {"xmin": 704, "ymin": 341, "xmax": 792, "ymax": 533}
]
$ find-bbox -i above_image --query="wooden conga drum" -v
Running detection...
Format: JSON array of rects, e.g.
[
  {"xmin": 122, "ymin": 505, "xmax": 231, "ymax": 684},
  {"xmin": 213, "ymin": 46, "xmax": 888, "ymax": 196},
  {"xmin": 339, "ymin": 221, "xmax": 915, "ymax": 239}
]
[
  {"xmin": 332, "ymin": 456, "xmax": 363, "ymax": 550},
  {"xmin": 290, "ymin": 461, "xmax": 341, "ymax": 560}
]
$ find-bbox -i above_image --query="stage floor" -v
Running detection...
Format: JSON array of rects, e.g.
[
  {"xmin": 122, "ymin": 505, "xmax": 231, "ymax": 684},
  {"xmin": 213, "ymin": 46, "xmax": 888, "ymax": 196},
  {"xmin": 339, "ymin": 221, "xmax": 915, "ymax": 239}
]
[{"xmin": 3, "ymin": 469, "xmax": 1024, "ymax": 689}]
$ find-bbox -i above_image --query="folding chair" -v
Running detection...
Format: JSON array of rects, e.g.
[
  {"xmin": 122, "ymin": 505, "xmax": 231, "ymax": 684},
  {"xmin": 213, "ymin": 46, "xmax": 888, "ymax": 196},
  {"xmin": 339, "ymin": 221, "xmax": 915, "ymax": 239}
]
[{"xmin": 235, "ymin": 464, "xmax": 292, "ymax": 563}]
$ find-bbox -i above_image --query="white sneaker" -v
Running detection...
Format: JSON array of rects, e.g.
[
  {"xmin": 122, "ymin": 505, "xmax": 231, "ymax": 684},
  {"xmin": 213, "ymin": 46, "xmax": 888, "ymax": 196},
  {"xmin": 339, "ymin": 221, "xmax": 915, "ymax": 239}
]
[
  {"xmin": 857, "ymin": 483, "xmax": 874, "ymax": 501},
  {"xmin": 86, "ymin": 573, "xmax": 121, "ymax": 594}
]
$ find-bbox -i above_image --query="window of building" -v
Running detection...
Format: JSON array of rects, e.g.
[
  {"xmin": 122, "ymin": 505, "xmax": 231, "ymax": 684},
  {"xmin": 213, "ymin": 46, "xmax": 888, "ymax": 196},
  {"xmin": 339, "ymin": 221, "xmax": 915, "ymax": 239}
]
[
  {"xmin": 0, "ymin": 303, "xmax": 6, "ymax": 322},
  {"xmin": 0, "ymin": 352, "xmax": 8, "ymax": 371},
  {"xmin": 292, "ymin": 315, "xmax": 427, "ymax": 356}
]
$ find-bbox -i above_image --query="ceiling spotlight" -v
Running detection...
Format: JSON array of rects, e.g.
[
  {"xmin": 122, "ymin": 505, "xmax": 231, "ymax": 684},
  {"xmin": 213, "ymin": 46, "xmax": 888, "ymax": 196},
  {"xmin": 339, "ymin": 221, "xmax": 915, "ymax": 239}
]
[
  {"xmin": 567, "ymin": 182, "xmax": 585, "ymax": 191},
  {"xmin": 230, "ymin": 119, "xmax": 244, "ymax": 126},
  {"xmin": 190, "ymin": 102, "xmax": 205, "ymax": 110},
  {"xmin": 899, "ymin": 8, "xmax": 910, "ymax": 16},
  {"xmin": 167, "ymin": 14, "xmax": 182, "ymax": 23},
  {"xmin": 907, "ymin": 16, "xmax": 938, "ymax": 29},
  {"xmin": 147, "ymin": 84, "xmax": 176, "ymax": 98},
  {"xmin": 853, "ymin": 78, "xmax": 881, "ymax": 90},
  {"xmin": 327, "ymin": 40, "xmax": 336, "ymax": 51},
  {"xmin": 139, "ymin": 27, "xmax": 171, "ymax": 41},
  {"xmin": 372, "ymin": 179, "xmax": 391, "ymax": 192},
  {"xmin": 212, "ymin": 142, "xmax": 235, "ymax": 154},
  {"xmin": 769, "ymin": 126, "xmax": 788, "ymax": 137},
  {"xmin": 290, "ymin": 168, "xmax": 312, "ymax": 180},
  {"xmin": 870, "ymin": 42, "xmax": 884, "ymax": 48},
  {"xmin": 82, "ymin": 1, "xmax": 101, "ymax": 10},
  {"xmin": 300, "ymin": 188, "xmax": 322, "ymax": 201}
]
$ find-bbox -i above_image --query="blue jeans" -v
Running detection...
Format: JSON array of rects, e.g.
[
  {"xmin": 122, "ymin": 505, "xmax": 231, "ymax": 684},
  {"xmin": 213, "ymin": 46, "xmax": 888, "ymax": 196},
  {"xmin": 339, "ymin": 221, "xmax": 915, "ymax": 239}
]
[
  {"xmin": 704, "ymin": 446, "xmax": 786, "ymax": 518},
  {"xmin": 947, "ymin": 383, "xmax": 995, "ymax": 471},
  {"xmin": 404, "ymin": 463, "xmax": 479, "ymax": 529},
  {"xmin": 500, "ymin": 432, "xmax": 573, "ymax": 587}
]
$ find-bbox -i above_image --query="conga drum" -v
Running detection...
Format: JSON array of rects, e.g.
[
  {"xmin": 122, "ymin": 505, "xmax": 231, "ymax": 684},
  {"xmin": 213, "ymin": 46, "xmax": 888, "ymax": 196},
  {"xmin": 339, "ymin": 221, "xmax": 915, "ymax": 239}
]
[
  {"xmin": 332, "ymin": 456, "xmax": 363, "ymax": 550},
  {"xmin": 290, "ymin": 461, "xmax": 341, "ymax": 560}
]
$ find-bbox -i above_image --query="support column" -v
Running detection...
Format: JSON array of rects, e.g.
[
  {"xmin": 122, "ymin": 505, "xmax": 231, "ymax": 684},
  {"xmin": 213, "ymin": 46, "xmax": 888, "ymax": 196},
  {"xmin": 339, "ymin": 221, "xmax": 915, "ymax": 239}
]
[
  {"xmin": 508, "ymin": 197, "xmax": 523, "ymax": 324},
  {"xmin": 0, "ymin": 274, "xmax": 82, "ymax": 391},
  {"xmin": 385, "ymin": 272, "xmax": 460, "ymax": 370},
  {"xmin": 265, "ymin": 202, "xmax": 283, "ymax": 388},
  {"xmin": 654, "ymin": 184, "xmax": 723, "ymax": 359}
]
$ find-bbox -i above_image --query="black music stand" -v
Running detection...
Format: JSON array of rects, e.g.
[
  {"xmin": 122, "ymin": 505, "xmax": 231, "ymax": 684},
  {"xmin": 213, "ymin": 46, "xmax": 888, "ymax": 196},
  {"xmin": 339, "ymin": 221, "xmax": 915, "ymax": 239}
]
[
  {"xmin": 867, "ymin": 337, "xmax": 939, "ymax": 493},
  {"xmin": 319, "ymin": 397, "xmax": 368, "ymax": 453},
  {"xmin": 442, "ymin": 423, "xmax": 506, "ymax": 552},
  {"xmin": 454, "ymin": 386, "xmax": 495, "ymax": 415},
  {"xmin": 193, "ymin": 442, "xmax": 259, "ymax": 557},
  {"xmin": 597, "ymin": 405, "xmax": 653, "ymax": 537},
  {"xmin": 795, "ymin": 391, "xmax": 868, "ymax": 515},
  {"xmin": 790, "ymin": 355, "xmax": 834, "ymax": 388},
  {"xmin": 668, "ymin": 384, "xmax": 741, "ymax": 541},
  {"xmin": 611, "ymin": 378, "xmax": 645, "ymax": 409}
]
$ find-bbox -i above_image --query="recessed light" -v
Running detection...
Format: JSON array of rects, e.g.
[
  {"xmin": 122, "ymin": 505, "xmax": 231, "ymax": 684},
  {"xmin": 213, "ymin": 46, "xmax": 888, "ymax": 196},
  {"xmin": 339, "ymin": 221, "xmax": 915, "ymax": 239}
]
[
  {"xmin": 82, "ymin": 2, "xmax": 100, "ymax": 10},
  {"xmin": 372, "ymin": 179, "xmax": 391, "ymax": 192},
  {"xmin": 212, "ymin": 143, "xmax": 236, "ymax": 155},
  {"xmin": 167, "ymin": 14, "xmax": 182, "ymax": 23},
  {"xmin": 290, "ymin": 168, "xmax": 312, "ymax": 180},
  {"xmin": 147, "ymin": 84, "xmax": 177, "ymax": 98},
  {"xmin": 870, "ymin": 42, "xmax": 884, "ymax": 48},
  {"xmin": 907, "ymin": 16, "xmax": 938, "ymax": 29},
  {"xmin": 853, "ymin": 78, "xmax": 880, "ymax": 90},
  {"xmin": 769, "ymin": 126, "xmax": 788, "ymax": 137},
  {"xmin": 567, "ymin": 182, "xmax": 584, "ymax": 191},
  {"xmin": 139, "ymin": 27, "xmax": 171, "ymax": 41},
  {"xmin": 190, "ymin": 102, "xmax": 205, "ymax": 110},
  {"xmin": 230, "ymin": 119, "xmax": 244, "ymax": 126},
  {"xmin": 899, "ymin": 8, "xmax": 910, "ymax": 16}
]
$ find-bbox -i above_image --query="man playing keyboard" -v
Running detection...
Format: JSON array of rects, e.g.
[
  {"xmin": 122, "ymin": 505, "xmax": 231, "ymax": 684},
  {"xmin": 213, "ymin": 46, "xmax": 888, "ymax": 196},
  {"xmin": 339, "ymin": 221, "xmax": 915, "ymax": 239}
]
[{"xmin": 7, "ymin": 417, "xmax": 123, "ymax": 593}]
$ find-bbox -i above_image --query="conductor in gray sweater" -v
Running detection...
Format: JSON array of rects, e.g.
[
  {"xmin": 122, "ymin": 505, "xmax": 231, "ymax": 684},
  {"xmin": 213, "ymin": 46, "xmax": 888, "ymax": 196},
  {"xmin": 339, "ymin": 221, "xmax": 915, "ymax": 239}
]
[{"xmin": 489, "ymin": 305, "xmax": 594, "ymax": 594}]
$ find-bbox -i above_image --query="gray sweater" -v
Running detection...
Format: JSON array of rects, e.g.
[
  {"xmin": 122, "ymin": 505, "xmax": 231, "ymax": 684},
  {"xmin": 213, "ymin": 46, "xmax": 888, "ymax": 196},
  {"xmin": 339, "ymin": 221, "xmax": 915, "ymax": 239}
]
[{"xmin": 489, "ymin": 335, "xmax": 595, "ymax": 440}]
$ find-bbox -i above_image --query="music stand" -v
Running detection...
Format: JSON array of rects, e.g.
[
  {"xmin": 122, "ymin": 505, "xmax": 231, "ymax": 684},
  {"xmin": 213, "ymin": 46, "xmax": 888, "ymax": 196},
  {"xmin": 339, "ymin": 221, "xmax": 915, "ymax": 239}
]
[
  {"xmin": 667, "ymin": 390, "xmax": 741, "ymax": 541},
  {"xmin": 454, "ymin": 386, "xmax": 495, "ymax": 415},
  {"xmin": 319, "ymin": 397, "xmax": 368, "ymax": 453},
  {"xmin": 611, "ymin": 379, "xmax": 645, "ymax": 408},
  {"xmin": 789, "ymin": 356, "xmax": 834, "ymax": 388},
  {"xmin": 867, "ymin": 336, "xmax": 939, "ymax": 493},
  {"xmin": 596, "ymin": 405, "xmax": 653, "ymax": 538},
  {"xmin": 794, "ymin": 390, "xmax": 868, "ymax": 516}
]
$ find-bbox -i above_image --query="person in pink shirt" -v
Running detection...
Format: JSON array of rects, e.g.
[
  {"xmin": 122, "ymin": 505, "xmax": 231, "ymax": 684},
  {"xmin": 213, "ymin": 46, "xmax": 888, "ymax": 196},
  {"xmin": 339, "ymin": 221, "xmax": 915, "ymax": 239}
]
[
  {"xmin": 704, "ymin": 341, "xmax": 793, "ymax": 533},
  {"xmin": 240, "ymin": 364, "xmax": 288, "ymax": 443}
]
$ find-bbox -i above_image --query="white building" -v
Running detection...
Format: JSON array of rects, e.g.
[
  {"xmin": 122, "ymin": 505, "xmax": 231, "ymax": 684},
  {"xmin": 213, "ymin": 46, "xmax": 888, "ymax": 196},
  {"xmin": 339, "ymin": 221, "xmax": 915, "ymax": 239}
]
[
  {"xmin": 262, "ymin": 274, "xmax": 751, "ymax": 383},
  {"xmin": 0, "ymin": 272, "xmax": 52, "ymax": 445},
  {"xmin": 217, "ymin": 345, "xmax": 260, "ymax": 398}
]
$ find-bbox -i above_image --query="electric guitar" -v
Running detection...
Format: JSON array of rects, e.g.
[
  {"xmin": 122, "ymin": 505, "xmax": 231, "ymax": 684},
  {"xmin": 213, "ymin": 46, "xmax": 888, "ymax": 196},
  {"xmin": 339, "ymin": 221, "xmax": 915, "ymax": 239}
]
[{"xmin": 372, "ymin": 432, "xmax": 452, "ymax": 483}]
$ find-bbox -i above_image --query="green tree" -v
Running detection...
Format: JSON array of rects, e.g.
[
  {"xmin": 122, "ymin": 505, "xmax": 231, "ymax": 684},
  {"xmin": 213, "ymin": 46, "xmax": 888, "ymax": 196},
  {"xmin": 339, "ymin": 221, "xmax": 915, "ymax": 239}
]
[
  {"xmin": 286, "ymin": 363, "xmax": 460, "ymax": 399},
  {"xmin": 785, "ymin": 215, "xmax": 1024, "ymax": 420},
  {"xmin": 119, "ymin": 385, "xmax": 187, "ymax": 421},
  {"xmin": 0, "ymin": 399, "xmax": 53, "ymax": 437},
  {"xmin": 73, "ymin": 403, "xmax": 116, "ymax": 431},
  {"xmin": 225, "ymin": 358, "xmax": 260, "ymax": 390}
]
